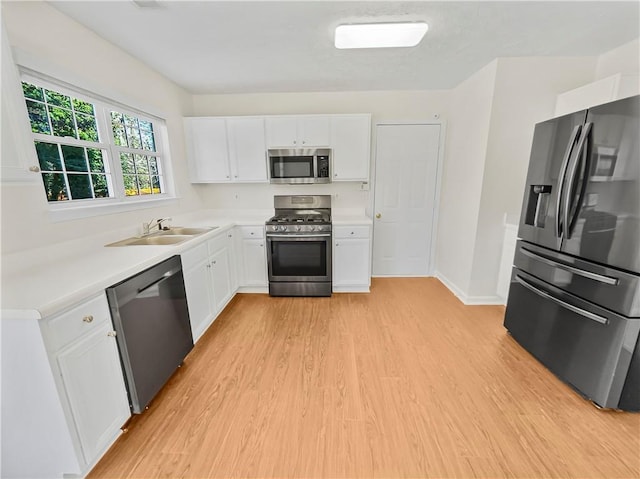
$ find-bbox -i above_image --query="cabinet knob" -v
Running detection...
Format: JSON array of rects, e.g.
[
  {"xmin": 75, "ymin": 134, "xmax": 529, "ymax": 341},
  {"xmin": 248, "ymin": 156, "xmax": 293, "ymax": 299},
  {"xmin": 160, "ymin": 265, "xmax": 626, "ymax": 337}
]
[
  {"xmin": 350, "ymin": 231, "xmax": 354, "ymax": 235},
  {"xmin": 82, "ymin": 315, "xmax": 94, "ymax": 323},
  {"xmin": 28, "ymin": 165, "xmax": 41, "ymax": 173},
  {"xmin": 259, "ymin": 243, "xmax": 263, "ymax": 247},
  {"xmin": 226, "ymin": 175, "xmax": 230, "ymax": 179},
  {"xmin": 375, "ymin": 213, "xmax": 382, "ymax": 219},
  {"xmin": 107, "ymin": 331, "xmax": 117, "ymax": 337},
  {"xmin": 334, "ymin": 173, "xmax": 338, "ymax": 177},
  {"xmin": 302, "ymin": 141, "xmax": 306, "ymax": 144},
  {"xmin": 213, "ymin": 260, "xmax": 217, "ymax": 265},
  {"xmin": 293, "ymin": 140, "xmax": 297, "ymax": 145},
  {"xmin": 234, "ymin": 175, "xmax": 238, "ymax": 178}
]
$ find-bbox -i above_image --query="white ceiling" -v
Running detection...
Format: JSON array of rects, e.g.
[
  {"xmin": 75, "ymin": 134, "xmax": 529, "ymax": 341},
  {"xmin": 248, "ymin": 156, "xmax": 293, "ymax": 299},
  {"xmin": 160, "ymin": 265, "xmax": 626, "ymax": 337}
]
[{"xmin": 50, "ymin": 1, "xmax": 640, "ymax": 94}]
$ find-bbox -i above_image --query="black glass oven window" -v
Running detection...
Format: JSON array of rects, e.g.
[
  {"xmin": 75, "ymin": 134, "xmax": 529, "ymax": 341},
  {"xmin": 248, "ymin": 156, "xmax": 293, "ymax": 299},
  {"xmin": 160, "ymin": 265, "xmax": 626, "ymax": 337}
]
[
  {"xmin": 271, "ymin": 156, "xmax": 313, "ymax": 178},
  {"xmin": 271, "ymin": 241, "xmax": 327, "ymax": 277}
]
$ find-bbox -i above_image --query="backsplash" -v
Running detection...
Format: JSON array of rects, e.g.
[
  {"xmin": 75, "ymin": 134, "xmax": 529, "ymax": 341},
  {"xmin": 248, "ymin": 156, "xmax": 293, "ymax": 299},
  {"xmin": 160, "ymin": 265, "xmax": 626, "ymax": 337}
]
[{"xmin": 194, "ymin": 182, "xmax": 370, "ymax": 211}]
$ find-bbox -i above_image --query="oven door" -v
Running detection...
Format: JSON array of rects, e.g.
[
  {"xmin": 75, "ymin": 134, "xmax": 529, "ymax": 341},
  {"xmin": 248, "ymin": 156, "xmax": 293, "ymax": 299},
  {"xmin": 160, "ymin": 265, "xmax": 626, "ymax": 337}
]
[{"xmin": 266, "ymin": 233, "xmax": 332, "ymax": 282}]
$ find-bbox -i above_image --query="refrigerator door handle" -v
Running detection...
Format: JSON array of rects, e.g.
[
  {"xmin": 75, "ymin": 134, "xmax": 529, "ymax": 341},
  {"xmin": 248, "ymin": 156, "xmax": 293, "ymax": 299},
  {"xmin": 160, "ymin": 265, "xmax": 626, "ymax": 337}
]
[
  {"xmin": 555, "ymin": 124, "xmax": 583, "ymax": 240},
  {"xmin": 520, "ymin": 245, "xmax": 619, "ymax": 285},
  {"xmin": 565, "ymin": 122, "xmax": 593, "ymax": 239},
  {"xmin": 515, "ymin": 274, "xmax": 609, "ymax": 325}
]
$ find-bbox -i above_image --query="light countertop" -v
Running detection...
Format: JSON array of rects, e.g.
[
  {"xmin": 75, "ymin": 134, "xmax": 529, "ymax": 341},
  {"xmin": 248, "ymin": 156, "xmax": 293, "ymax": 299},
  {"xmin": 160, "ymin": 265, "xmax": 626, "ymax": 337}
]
[{"xmin": 1, "ymin": 209, "xmax": 371, "ymax": 320}]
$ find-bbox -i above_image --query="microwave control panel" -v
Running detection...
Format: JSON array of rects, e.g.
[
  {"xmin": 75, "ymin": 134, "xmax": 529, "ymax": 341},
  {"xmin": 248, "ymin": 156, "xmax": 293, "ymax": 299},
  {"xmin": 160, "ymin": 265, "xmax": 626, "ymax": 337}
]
[{"xmin": 317, "ymin": 156, "xmax": 330, "ymax": 178}]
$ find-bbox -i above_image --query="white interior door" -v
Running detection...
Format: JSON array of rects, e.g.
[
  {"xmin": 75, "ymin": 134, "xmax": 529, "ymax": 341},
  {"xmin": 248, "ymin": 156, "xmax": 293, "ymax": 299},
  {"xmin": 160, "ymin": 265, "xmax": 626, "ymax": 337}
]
[{"xmin": 372, "ymin": 123, "xmax": 441, "ymax": 276}]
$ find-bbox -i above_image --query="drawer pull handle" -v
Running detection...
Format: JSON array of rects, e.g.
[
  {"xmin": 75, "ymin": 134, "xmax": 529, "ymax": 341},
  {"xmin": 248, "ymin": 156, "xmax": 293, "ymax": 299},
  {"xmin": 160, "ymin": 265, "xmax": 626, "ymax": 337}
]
[{"xmin": 82, "ymin": 315, "xmax": 94, "ymax": 323}]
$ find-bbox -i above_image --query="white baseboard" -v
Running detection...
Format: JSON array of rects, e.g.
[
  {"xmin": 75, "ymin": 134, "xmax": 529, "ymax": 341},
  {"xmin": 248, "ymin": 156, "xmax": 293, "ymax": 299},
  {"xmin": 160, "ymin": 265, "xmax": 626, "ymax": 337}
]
[{"xmin": 434, "ymin": 271, "xmax": 505, "ymax": 306}]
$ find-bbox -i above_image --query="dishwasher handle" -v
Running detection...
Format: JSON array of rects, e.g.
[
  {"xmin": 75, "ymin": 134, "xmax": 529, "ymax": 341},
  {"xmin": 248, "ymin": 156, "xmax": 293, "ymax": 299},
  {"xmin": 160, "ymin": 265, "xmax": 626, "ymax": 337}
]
[{"xmin": 137, "ymin": 268, "xmax": 180, "ymax": 294}]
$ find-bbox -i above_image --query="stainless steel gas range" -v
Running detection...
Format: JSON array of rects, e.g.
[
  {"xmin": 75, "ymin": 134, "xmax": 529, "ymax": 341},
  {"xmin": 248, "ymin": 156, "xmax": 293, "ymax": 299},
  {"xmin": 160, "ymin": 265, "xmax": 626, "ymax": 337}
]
[{"xmin": 266, "ymin": 195, "xmax": 332, "ymax": 297}]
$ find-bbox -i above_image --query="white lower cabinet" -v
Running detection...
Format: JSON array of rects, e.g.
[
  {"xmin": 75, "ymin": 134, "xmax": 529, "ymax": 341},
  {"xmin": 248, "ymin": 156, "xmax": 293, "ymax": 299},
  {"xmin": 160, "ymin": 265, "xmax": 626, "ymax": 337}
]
[
  {"xmin": 21, "ymin": 293, "xmax": 131, "ymax": 477},
  {"xmin": 236, "ymin": 225, "xmax": 268, "ymax": 289},
  {"xmin": 182, "ymin": 230, "xmax": 238, "ymax": 342},
  {"xmin": 55, "ymin": 321, "xmax": 131, "ymax": 464},
  {"xmin": 333, "ymin": 225, "xmax": 372, "ymax": 292}
]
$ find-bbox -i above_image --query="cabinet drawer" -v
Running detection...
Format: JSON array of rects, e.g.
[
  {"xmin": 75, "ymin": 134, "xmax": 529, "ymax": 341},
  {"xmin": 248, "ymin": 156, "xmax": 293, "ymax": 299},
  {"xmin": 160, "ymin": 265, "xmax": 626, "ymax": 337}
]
[
  {"xmin": 181, "ymin": 242, "xmax": 209, "ymax": 271},
  {"xmin": 46, "ymin": 294, "xmax": 111, "ymax": 351},
  {"xmin": 334, "ymin": 225, "xmax": 370, "ymax": 239},
  {"xmin": 239, "ymin": 226, "xmax": 264, "ymax": 239}
]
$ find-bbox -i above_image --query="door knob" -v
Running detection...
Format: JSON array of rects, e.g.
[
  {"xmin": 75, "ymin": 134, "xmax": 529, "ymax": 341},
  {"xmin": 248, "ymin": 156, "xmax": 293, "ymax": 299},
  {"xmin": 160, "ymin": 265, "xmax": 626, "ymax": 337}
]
[{"xmin": 375, "ymin": 213, "xmax": 381, "ymax": 219}]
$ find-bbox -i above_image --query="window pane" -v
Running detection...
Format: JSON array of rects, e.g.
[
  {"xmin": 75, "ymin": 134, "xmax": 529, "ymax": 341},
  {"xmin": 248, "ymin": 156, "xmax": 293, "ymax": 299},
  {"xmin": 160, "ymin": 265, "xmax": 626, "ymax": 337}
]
[
  {"xmin": 49, "ymin": 106, "xmax": 75, "ymax": 138},
  {"xmin": 151, "ymin": 175, "xmax": 162, "ymax": 194},
  {"xmin": 139, "ymin": 120, "xmax": 153, "ymax": 131},
  {"xmin": 35, "ymin": 142, "xmax": 62, "ymax": 171},
  {"xmin": 76, "ymin": 112, "xmax": 99, "ymax": 142},
  {"xmin": 111, "ymin": 112, "xmax": 125, "ymax": 145},
  {"xmin": 124, "ymin": 114, "xmax": 138, "ymax": 128},
  {"xmin": 45, "ymin": 89, "xmax": 72, "ymax": 109},
  {"xmin": 72, "ymin": 98, "xmax": 94, "ymax": 115},
  {"xmin": 123, "ymin": 175, "xmax": 139, "ymax": 196},
  {"xmin": 138, "ymin": 175, "xmax": 152, "ymax": 195},
  {"xmin": 62, "ymin": 145, "xmax": 88, "ymax": 172},
  {"xmin": 91, "ymin": 174, "xmax": 110, "ymax": 198},
  {"xmin": 42, "ymin": 173, "xmax": 68, "ymax": 201},
  {"xmin": 148, "ymin": 156, "xmax": 158, "ymax": 175},
  {"xmin": 126, "ymin": 126, "xmax": 142, "ymax": 149},
  {"xmin": 120, "ymin": 153, "xmax": 135, "ymax": 174},
  {"xmin": 26, "ymin": 100, "xmax": 51, "ymax": 134},
  {"xmin": 87, "ymin": 148, "xmax": 105, "ymax": 172},
  {"xmin": 134, "ymin": 154, "xmax": 149, "ymax": 174},
  {"xmin": 68, "ymin": 174, "xmax": 92, "ymax": 199},
  {"xmin": 141, "ymin": 129, "xmax": 155, "ymax": 151},
  {"xmin": 22, "ymin": 82, "xmax": 44, "ymax": 101}
]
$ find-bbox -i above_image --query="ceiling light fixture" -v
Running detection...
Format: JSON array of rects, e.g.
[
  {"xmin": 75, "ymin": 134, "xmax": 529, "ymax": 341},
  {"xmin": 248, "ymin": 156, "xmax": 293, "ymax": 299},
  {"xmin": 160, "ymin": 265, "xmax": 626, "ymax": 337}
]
[{"xmin": 334, "ymin": 22, "xmax": 429, "ymax": 49}]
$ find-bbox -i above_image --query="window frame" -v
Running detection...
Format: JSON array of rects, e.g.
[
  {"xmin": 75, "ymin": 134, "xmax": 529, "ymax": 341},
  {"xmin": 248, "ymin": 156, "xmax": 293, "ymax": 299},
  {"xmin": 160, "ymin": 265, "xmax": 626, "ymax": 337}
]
[{"xmin": 20, "ymin": 72, "xmax": 176, "ymax": 220}]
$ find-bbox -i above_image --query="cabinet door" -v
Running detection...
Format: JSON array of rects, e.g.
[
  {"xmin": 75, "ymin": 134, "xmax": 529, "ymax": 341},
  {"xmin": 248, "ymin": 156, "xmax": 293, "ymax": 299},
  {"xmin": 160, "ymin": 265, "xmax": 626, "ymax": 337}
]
[
  {"xmin": 331, "ymin": 115, "xmax": 371, "ymax": 181},
  {"xmin": 241, "ymin": 238, "xmax": 268, "ymax": 286},
  {"xmin": 184, "ymin": 118, "xmax": 230, "ymax": 182},
  {"xmin": 227, "ymin": 117, "xmax": 268, "ymax": 182},
  {"xmin": 1, "ymin": 27, "xmax": 40, "ymax": 183},
  {"xmin": 183, "ymin": 259, "xmax": 214, "ymax": 341},
  {"xmin": 56, "ymin": 322, "xmax": 130, "ymax": 465},
  {"xmin": 226, "ymin": 230, "xmax": 239, "ymax": 291},
  {"xmin": 334, "ymin": 238, "xmax": 371, "ymax": 287},
  {"xmin": 210, "ymin": 246, "xmax": 233, "ymax": 313},
  {"xmin": 265, "ymin": 117, "xmax": 298, "ymax": 147},
  {"xmin": 299, "ymin": 116, "xmax": 330, "ymax": 146}
]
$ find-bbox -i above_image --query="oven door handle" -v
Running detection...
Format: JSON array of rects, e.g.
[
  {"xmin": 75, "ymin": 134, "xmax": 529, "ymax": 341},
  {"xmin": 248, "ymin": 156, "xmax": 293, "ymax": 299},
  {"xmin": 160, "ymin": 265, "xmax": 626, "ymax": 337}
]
[{"xmin": 267, "ymin": 233, "xmax": 332, "ymax": 238}]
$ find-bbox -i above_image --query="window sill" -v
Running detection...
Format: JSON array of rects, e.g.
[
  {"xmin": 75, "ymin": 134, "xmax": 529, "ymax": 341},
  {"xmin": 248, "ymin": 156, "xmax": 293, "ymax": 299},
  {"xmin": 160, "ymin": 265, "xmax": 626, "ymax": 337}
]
[{"xmin": 48, "ymin": 196, "xmax": 178, "ymax": 223}]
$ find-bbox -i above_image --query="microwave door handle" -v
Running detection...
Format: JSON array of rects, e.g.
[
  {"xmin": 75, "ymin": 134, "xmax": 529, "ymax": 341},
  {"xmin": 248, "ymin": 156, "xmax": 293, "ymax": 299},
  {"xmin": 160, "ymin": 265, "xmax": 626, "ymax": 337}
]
[
  {"xmin": 566, "ymin": 122, "xmax": 593, "ymax": 239},
  {"xmin": 556, "ymin": 124, "xmax": 582, "ymax": 241}
]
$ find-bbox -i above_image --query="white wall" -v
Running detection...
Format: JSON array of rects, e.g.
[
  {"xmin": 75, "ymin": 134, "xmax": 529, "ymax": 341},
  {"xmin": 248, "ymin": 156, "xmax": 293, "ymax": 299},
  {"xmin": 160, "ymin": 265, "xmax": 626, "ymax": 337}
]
[
  {"xmin": 595, "ymin": 38, "xmax": 640, "ymax": 80},
  {"xmin": 0, "ymin": 2, "xmax": 202, "ymax": 255},
  {"xmin": 434, "ymin": 60, "xmax": 498, "ymax": 297},
  {"xmin": 190, "ymin": 90, "xmax": 450, "ymax": 211},
  {"xmin": 468, "ymin": 56, "xmax": 597, "ymax": 300}
]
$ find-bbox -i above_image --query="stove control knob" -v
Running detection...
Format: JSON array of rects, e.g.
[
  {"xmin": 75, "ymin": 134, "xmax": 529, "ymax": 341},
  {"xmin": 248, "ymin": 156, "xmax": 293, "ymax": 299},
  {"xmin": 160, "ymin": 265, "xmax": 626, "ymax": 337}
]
[
  {"xmin": 310, "ymin": 226, "xmax": 316, "ymax": 231},
  {"xmin": 296, "ymin": 225, "xmax": 301, "ymax": 232}
]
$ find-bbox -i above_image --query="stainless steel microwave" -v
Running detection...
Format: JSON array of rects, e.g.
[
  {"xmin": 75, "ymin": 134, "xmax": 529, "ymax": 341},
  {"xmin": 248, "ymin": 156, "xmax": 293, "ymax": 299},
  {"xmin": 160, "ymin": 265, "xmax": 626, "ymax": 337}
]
[{"xmin": 268, "ymin": 148, "xmax": 331, "ymax": 184}]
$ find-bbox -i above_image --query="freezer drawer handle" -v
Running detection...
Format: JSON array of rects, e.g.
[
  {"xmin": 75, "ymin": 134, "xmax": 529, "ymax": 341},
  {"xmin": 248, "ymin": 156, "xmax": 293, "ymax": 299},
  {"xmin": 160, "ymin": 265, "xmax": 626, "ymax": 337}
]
[
  {"xmin": 515, "ymin": 274, "xmax": 609, "ymax": 325},
  {"xmin": 520, "ymin": 246, "xmax": 619, "ymax": 285}
]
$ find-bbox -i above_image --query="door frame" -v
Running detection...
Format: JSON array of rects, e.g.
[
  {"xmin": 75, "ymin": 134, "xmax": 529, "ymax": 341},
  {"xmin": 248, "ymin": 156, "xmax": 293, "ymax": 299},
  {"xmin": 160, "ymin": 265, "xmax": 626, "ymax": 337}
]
[{"xmin": 369, "ymin": 119, "xmax": 447, "ymax": 277}]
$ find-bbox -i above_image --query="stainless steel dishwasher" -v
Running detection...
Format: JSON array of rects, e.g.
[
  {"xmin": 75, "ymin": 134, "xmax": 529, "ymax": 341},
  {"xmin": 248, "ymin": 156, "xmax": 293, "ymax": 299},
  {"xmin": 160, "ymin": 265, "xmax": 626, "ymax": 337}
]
[{"xmin": 106, "ymin": 255, "xmax": 193, "ymax": 413}]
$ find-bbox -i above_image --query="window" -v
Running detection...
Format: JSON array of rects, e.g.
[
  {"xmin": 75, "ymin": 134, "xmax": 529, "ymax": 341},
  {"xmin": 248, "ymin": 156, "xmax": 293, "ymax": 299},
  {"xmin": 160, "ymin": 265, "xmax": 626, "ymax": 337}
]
[{"xmin": 21, "ymin": 76, "xmax": 171, "ymax": 207}]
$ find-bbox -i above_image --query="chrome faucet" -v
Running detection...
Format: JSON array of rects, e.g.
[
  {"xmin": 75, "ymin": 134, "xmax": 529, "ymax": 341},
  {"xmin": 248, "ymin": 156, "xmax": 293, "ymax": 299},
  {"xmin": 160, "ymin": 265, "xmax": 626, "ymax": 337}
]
[{"xmin": 142, "ymin": 217, "xmax": 171, "ymax": 235}]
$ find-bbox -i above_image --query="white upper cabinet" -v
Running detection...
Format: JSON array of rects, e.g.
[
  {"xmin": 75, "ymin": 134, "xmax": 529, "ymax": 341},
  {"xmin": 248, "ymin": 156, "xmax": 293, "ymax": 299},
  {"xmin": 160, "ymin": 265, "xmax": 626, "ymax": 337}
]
[
  {"xmin": 184, "ymin": 117, "xmax": 267, "ymax": 183},
  {"xmin": 265, "ymin": 115, "xmax": 330, "ymax": 147},
  {"xmin": 330, "ymin": 114, "xmax": 372, "ymax": 182},
  {"xmin": 1, "ymin": 25, "xmax": 40, "ymax": 183},
  {"xmin": 227, "ymin": 117, "xmax": 268, "ymax": 182},
  {"xmin": 184, "ymin": 117, "xmax": 230, "ymax": 182}
]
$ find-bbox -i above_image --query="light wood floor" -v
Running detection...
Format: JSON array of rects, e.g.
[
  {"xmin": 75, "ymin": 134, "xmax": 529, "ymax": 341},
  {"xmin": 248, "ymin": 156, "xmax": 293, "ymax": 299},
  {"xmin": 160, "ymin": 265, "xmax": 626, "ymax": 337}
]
[{"xmin": 89, "ymin": 278, "xmax": 640, "ymax": 479}]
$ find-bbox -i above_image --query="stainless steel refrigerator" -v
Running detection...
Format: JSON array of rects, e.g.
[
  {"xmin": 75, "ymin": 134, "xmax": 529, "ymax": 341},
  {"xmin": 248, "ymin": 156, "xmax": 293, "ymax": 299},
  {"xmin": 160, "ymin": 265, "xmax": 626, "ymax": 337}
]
[{"xmin": 504, "ymin": 95, "xmax": 640, "ymax": 411}]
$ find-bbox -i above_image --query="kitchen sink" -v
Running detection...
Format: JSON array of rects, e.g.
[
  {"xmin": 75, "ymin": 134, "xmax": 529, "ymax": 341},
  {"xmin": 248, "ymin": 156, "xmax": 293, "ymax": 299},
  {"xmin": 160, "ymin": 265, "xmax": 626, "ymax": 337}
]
[
  {"xmin": 106, "ymin": 226, "xmax": 218, "ymax": 247},
  {"xmin": 156, "ymin": 227, "xmax": 215, "ymax": 236}
]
